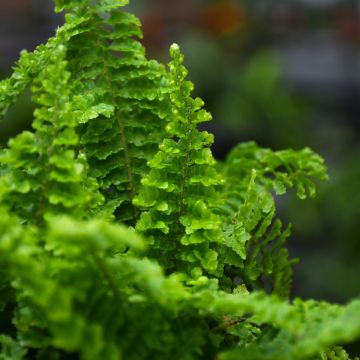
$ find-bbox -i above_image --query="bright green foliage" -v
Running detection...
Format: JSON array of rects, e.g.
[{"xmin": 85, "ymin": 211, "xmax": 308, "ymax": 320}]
[
  {"xmin": 219, "ymin": 169, "xmax": 295, "ymax": 296},
  {"xmin": 0, "ymin": 46, "xmax": 101, "ymax": 225},
  {"xmin": 0, "ymin": 51, "xmax": 32, "ymax": 119},
  {"xmin": 134, "ymin": 44, "xmax": 224, "ymax": 276},
  {"xmin": 0, "ymin": 47, "xmax": 45, "ymax": 119},
  {"xmin": 53, "ymin": 0, "xmax": 170, "ymax": 222},
  {"xmin": 217, "ymin": 294, "xmax": 360, "ymax": 360},
  {"xmin": 318, "ymin": 347, "xmax": 359, "ymax": 360},
  {"xmin": 224, "ymin": 141, "xmax": 328, "ymax": 199},
  {"xmin": 0, "ymin": 1, "xmax": 359, "ymax": 359},
  {"xmin": 218, "ymin": 141, "xmax": 327, "ymax": 296}
]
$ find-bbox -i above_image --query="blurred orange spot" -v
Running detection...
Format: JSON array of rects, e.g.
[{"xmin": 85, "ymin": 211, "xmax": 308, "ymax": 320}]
[
  {"xmin": 200, "ymin": 0, "xmax": 246, "ymax": 37},
  {"xmin": 140, "ymin": 12, "xmax": 166, "ymax": 49},
  {"xmin": 336, "ymin": 11, "xmax": 360, "ymax": 42}
]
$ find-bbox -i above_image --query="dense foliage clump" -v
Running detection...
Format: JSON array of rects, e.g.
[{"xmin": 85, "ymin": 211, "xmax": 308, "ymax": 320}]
[{"xmin": 0, "ymin": 1, "xmax": 359, "ymax": 359}]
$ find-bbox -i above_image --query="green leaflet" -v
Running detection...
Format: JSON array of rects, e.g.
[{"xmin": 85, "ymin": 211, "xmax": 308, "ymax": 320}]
[
  {"xmin": 318, "ymin": 347, "xmax": 360, "ymax": 360},
  {"xmin": 134, "ymin": 44, "xmax": 224, "ymax": 276}
]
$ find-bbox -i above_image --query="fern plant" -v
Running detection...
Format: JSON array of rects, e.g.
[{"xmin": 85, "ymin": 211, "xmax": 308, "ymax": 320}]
[{"xmin": 0, "ymin": 1, "xmax": 359, "ymax": 359}]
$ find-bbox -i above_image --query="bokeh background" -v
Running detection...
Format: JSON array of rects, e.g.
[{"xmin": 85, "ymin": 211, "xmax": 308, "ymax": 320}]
[{"xmin": 1, "ymin": 0, "xmax": 359, "ymax": 304}]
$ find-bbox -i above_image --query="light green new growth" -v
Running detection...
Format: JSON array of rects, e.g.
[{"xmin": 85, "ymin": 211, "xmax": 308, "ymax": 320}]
[
  {"xmin": 0, "ymin": 0, "xmax": 359, "ymax": 359},
  {"xmin": 0, "ymin": 46, "xmax": 101, "ymax": 225},
  {"xmin": 134, "ymin": 44, "xmax": 224, "ymax": 276}
]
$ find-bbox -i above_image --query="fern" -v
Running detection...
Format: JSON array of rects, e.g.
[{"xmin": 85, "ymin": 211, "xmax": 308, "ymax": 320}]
[
  {"xmin": 134, "ymin": 44, "xmax": 224, "ymax": 277},
  {"xmin": 0, "ymin": 46, "xmax": 101, "ymax": 225},
  {"xmin": 218, "ymin": 141, "xmax": 327, "ymax": 296},
  {"xmin": 52, "ymin": 0, "xmax": 170, "ymax": 222},
  {"xmin": 0, "ymin": 1, "xmax": 359, "ymax": 359}
]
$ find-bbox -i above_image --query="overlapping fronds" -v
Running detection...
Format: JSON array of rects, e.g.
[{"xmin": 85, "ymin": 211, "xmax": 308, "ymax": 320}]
[
  {"xmin": 224, "ymin": 141, "xmax": 328, "ymax": 199},
  {"xmin": 0, "ymin": 46, "xmax": 101, "ymax": 224},
  {"xmin": 217, "ymin": 141, "xmax": 328, "ymax": 295},
  {"xmin": 0, "ymin": 214, "xmax": 215, "ymax": 359},
  {"xmin": 1, "ymin": 210, "xmax": 359, "ymax": 359}
]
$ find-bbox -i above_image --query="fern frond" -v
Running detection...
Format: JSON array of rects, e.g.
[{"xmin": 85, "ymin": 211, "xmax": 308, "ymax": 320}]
[
  {"xmin": 0, "ymin": 8, "xmax": 96, "ymax": 122},
  {"xmin": 52, "ymin": 0, "xmax": 170, "ymax": 222},
  {"xmin": 225, "ymin": 141, "xmax": 328, "ymax": 199},
  {"xmin": 0, "ymin": 50, "xmax": 41, "ymax": 120},
  {"xmin": 0, "ymin": 46, "xmax": 101, "ymax": 224},
  {"xmin": 217, "ymin": 170, "xmax": 295, "ymax": 295},
  {"xmin": 318, "ymin": 347, "xmax": 358, "ymax": 360},
  {"xmin": 217, "ymin": 141, "xmax": 327, "ymax": 295},
  {"xmin": 216, "ymin": 293, "xmax": 360, "ymax": 360},
  {"xmin": 0, "ymin": 214, "xmax": 213, "ymax": 359},
  {"xmin": 134, "ymin": 44, "xmax": 224, "ymax": 276}
]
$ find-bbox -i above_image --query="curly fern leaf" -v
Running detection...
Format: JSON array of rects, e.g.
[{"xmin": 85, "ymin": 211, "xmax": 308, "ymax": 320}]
[
  {"xmin": 217, "ymin": 141, "xmax": 327, "ymax": 295},
  {"xmin": 218, "ymin": 170, "xmax": 295, "ymax": 296},
  {"xmin": 214, "ymin": 293, "xmax": 360, "ymax": 360},
  {"xmin": 134, "ymin": 44, "xmax": 224, "ymax": 276},
  {"xmin": 0, "ymin": 12, "xmax": 90, "ymax": 121},
  {"xmin": 52, "ymin": 0, "xmax": 170, "ymax": 222},
  {"xmin": 225, "ymin": 141, "xmax": 328, "ymax": 199},
  {"xmin": 0, "ymin": 46, "xmax": 102, "ymax": 224},
  {"xmin": 318, "ymin": 347, "xmax": 359, "ymax": 360},
  {"xmin": 0, "ymin": 50, "xmax": 41, "ymax": 120},
  {"xmin": 0, "ymin": 213, "xmax": 216, "ymax": 359}
]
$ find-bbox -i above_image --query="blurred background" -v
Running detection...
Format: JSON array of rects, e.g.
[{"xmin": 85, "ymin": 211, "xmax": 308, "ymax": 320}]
[{"xmin": 0, "ymin": 0, "xmax": 359, "ymax": 305}]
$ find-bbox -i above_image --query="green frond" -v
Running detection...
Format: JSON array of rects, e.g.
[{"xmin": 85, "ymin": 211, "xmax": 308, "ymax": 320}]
[
  {"xmin": 134, "ymin": 44, "xmax": 224, "ymax": 276},
  {"xmin": 54, "ymin": 0, "xmax": 129, "ymax": 13},
  {"xmin": 51, "ymin": 2, "xmax": 170, "ymax": 223},
  {"xmin": 0, "ymin": 49, "xmax": 42, "ymax": 120},
  {"xmin": 0, "ymin": 46, "xmax": 102, "ymax": 224},
  {"xmin": 217, "ymin": 140, "xmax": 328, "ymax": 294},
  {"xmin": 0, "ymin": 214, "xmax": 214, "ymax": 359},
  {"xmin": 225, "ymin": 141, "xmax": 328, "ymax": 199},
  {"xmin": 217, "ymin": 169, "xmax": 295, "ymax": 295},
  {"xmin": 212, "ymin": 293, "xmax": 360, "ymax": 360}
]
